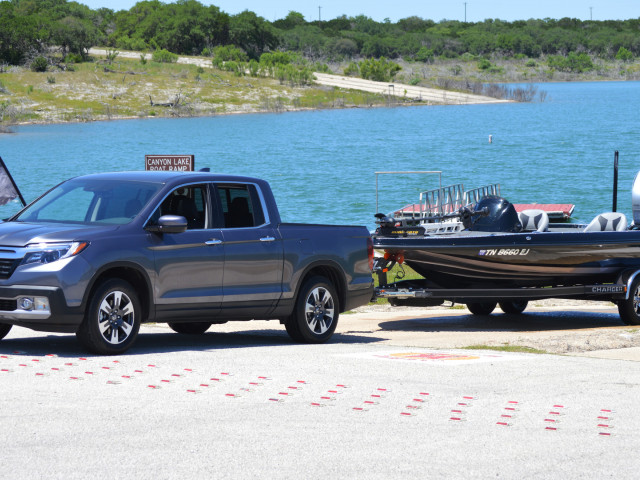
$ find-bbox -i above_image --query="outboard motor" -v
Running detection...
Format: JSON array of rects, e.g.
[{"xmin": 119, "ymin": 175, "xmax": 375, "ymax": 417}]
[{"xmin": 466, "ymin": 195, "xmax": 522, "ymax": 233}]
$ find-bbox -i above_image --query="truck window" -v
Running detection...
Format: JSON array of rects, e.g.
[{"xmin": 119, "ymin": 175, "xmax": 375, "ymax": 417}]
[
  {"xmin": 217, "ymin": 184, "xmax": 265, "ymax": 228},
  {"xmin": 149, "ymin": 184, "xmax": 208, "ymax": 230}
]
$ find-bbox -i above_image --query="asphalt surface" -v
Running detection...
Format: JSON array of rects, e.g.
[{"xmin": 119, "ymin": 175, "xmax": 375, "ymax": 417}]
[{"xmin": 1, "ymin": 307, "xmax": 639, "ymax": 479}]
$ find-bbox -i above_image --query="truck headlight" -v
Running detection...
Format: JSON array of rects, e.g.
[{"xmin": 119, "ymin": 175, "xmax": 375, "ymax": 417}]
[{"xmin": 21, "ymin": 242, "xmax": 88, "ymax": 266}]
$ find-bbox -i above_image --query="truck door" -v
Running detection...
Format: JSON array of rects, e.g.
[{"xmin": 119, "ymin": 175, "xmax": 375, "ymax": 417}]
[
  {"xmin": 147, "ymin": 183, "xmax": 224, "ymax": 320},
  {"xmin": 215, "ymin": 183, "xmax": 284, "ymax": 317}
]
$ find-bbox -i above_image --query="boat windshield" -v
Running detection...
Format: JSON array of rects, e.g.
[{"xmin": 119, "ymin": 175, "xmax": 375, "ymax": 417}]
[{"xmin": 13, "ymin": 178, "xmax": 162, "ymax": 225}]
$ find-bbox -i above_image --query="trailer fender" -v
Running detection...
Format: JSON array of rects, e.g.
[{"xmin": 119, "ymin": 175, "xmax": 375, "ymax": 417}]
[{"xmin": 615, "ymin": 269, "xmax": 640, "ymax": 300}]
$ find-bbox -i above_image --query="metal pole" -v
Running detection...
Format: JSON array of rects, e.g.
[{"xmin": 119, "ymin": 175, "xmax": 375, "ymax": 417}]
[{"xmin": 613, "ymin": 151, "xmax": 619, "ymax": 212}]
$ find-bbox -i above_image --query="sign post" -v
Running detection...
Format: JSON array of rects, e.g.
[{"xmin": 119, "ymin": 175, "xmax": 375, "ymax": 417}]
[{"xmin": 145, "ymin": 155, "xmax": 194, "ymax": 171}]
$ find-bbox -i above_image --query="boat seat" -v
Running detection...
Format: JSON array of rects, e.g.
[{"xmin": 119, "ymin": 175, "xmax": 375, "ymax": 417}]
[
  {"xmin": 584, "ymin": 212, "xmax": 628, "ymax": 232},
  {"xmin": 518, "ymin": 209, "xmax": 549, "ymax": 232}
]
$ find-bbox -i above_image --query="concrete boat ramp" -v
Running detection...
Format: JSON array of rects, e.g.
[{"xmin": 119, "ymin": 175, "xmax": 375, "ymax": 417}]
[{"xmin": 314, "ymin": 72, "xmax": 512, "ymax": 105}]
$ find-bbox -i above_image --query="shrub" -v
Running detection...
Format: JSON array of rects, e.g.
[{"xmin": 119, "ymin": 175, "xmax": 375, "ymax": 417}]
[
  {"xmin": 343, "ymin": 62, "xmax": 359, "ymax": 77},
  {"xmin": 64, "ymin": 53, "xmax": 83, "ymax": 64},
  {"xmin": 106, "ymin": 49, "xmax": 119, "ymax": 64},
  {"xmin": 358, "ymin": 57, "xmax": 401, "ymax": 82},
  {"xmin": 30, "ymin": 56, "xmax": 48, "ymax": 72},
  {"xmin": 312, "ymin": 62, "xmax": 330, "ymax": 73},
  {"xmin": 248, "ymin": 59, "xmax": 260, "ymax": 77},
  {"xmin": 616, "ymin": 47, "xmax": 633, "ymax": 62},
  {"xmin": 477, "ymin": 58, "xmax": 492, "ymax": 70},
  {"xmin": 547, "ymin": 52, "xmax": 594, "ymax": 73},
  {"xmin": 415, "ymin": 47, "xmax": 434, "ymax": 63},
  {"xmin": 46, "ymin": 75, "xmax": 56, "ymax": 84},
  {"xmin": 151, "ymin": 49, "xmax": 178, "ymax": 63},
  {"xmin": 525, "ymin": 59, "xmax": 537, "ymax": 67},
  {"xmin": 212, "ymin": 45, "xmax": 248, "ymax": 68}
]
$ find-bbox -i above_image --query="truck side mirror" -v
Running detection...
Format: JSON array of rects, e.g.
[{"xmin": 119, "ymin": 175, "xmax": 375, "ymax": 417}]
[{"xmin": 145, "ymin": 215, "xmax": 188, "ymax": 234}]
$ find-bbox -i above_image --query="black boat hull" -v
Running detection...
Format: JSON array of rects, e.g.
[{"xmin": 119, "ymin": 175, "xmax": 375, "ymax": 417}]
[{"xmin": 373, "ymin": 230, "xmax": 640, "ymax": 288}]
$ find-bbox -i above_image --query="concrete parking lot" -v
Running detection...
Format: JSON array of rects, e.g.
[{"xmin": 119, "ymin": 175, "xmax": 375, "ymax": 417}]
[{"xmin": 1, "ymin": 304, "xmax": 639, "ymax": 479}]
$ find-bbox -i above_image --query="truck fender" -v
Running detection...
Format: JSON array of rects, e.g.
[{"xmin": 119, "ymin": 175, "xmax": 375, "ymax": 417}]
[
  {"xmin": 81, "ymin": 262, "xmax": 154, "ymax": 320},
  {"xmin": 292, "ymin": 260, "xmax": 348, "ymax": 312}
]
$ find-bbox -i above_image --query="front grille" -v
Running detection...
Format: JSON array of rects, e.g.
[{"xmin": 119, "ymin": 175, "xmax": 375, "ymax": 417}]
[
  {"xmin": 0, "ymin": 299, "xmax": 17, "ymax": 311},
  {"xmin": 0, "ymin": 259, "xmax": 19, "ymax": 279}
]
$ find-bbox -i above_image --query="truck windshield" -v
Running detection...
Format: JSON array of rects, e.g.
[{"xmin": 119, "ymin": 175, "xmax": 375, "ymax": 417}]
[{"xmin": 13, "ymin": 178, "xmax": 162, "ymax": 225}]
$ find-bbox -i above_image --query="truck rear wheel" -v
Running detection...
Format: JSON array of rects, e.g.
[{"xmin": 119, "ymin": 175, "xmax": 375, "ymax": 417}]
[
  {"xmin": 168, "ymin": 322, "xmax": 212, "ymax": 334},
  {"xmin": 618, "ymin": 276, "xmax": 640, "ymax": 325},
  {"xmin": 286, "ymin": 275, "xmax": 339, "ymax": 343},
  {"xmin": 499, "ymin": 301, "xmax": 528, "ymax": 314},
  {"xmin": 0, "ymin": 323, "xmax": 11, "ymax": 340},
  {"xmin": 466, "ymin": 302, "xmax": 497, "ymax": 315},
  {"xmin": 76, "ymin": 279, "xmax": 141, "ymax": 355}
]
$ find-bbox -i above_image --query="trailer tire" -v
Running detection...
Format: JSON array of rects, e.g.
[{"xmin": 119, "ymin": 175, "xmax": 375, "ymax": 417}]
[
  {"xmin": 0, "ymin": 323, "xmax": 11, "ymax": 340},
  {"xmin": 466, "ymin": 302, "xmax": 497, "ymax": 315},
  {"xmin": 618, "ymin": 277, "xmax": 640, "ymax": 325},
  {"xmin": 499, "ymin": 301, "xmax": 528, "ymax": 314}
]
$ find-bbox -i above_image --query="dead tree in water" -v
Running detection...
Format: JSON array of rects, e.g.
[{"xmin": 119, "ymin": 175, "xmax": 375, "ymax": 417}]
[{"xmin": 149, "ymin": 93, "xmax": 183, "ymax": 107}]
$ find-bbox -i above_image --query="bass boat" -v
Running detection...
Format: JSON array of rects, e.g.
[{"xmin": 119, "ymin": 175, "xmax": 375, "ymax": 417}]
[{"xmin": 372, "ymin": 171, "xmax": 640, "ymax": 323}]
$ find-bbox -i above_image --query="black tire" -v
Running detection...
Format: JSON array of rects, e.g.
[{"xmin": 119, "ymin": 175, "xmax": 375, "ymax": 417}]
[
  {"xmin": 466, "ymin": 302, "xmax": 497, "ymax": 315},
  {"xmin": 168, "ymin": 322, "xmax": 212, "ymax": 334},
  {"xmin": 76, "ymin": 279, "xmax": 141, "ymax": 355},
  {"xmin": 389, "ymin": 298, "xmax": 444, "ymax": 307},
  {"xmin": 0, "ymin": 323, "xmax": 11, "ymax": 340},
  {"xmin": 285, "ymin": 275, "xmax": 339, "ymax": 343},
  {"xmin": 618, "ymin": 276, "xmax": 640, "ymax": 325},
  {"xmin": 499, "ymin": 301, "xmax": 528, "ymax": 314}
]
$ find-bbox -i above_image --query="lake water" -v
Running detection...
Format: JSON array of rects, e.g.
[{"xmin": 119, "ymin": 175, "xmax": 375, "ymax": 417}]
[{"xmin": 2, "ymin": 80, "xmax": 640, "ymax": 228}]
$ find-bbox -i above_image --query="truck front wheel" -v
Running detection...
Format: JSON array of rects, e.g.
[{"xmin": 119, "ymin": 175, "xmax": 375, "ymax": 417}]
[
  {"xmin": 0, "ymin": 323, "xmax": 11, "ymax": 340},
  {"xmin": 77, "ymin": 279, "xmax": 141, "ymax": 355},
  {"xmin": 286, "ymin": 276, "xmax": 339, "ymax": 343}
]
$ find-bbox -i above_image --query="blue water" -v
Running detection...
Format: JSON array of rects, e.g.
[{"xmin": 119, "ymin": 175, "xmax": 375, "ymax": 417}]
[{"xmin": 2, "ymin": 81, "xmax": 640, "ymax": 228}]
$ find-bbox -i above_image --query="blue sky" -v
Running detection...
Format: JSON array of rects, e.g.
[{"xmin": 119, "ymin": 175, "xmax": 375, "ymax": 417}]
[{"xmin": 80, "ymin": 0, "xmax": 640, "ymax": 22}]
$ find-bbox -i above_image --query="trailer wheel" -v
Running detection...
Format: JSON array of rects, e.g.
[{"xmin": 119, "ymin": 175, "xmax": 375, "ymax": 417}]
[
  {"xmin": 466, "ymin": 302, "xmax": 497, "ymax": 315},
  {"xmin": 618, "ymin": 277, "xmax": 640, "ymax": 325},
  {"xmin": 285, "ymin": 275, "xmax": 339, "ymax": 343},
  {"xmin": 0, "ymin": 323, "xmax": 11, "ymax": 340},
  {"xmin": 499, "ymin": 301, "xmax": 528, "ymax": 314}
]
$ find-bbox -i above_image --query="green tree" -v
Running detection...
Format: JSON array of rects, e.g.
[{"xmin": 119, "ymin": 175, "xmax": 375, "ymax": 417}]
[
  {"xmin": 229, "ymin": 10, "xmax": 278, "ymax": 59},
  {"xmin": 53, "ymin": 16, "xmax": 99, "ymax": 58},
  {"xmin": 273, "ymin": 11, "xmax": 306, "ymax": 30}
]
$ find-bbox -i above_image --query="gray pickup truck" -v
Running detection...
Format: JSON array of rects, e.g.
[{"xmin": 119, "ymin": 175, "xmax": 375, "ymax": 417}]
[{"xmin": 0, "ymin": 171, "xmax": 374, "ymax": 354}]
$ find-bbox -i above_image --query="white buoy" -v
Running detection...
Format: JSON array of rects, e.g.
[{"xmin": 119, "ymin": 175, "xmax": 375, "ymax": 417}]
[{"xmin": 488, "ymin": 135, "xmax": 493, "ymax": 143}]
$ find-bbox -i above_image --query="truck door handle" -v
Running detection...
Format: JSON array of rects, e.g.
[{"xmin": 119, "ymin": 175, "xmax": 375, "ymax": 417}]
[
  {"xmin": 260, "ymin": 236, "xmax": 275, "ymax": 242},
  {"xmin": 205, "ymin": 238, "xmax": 223, "ymax": 245}
]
